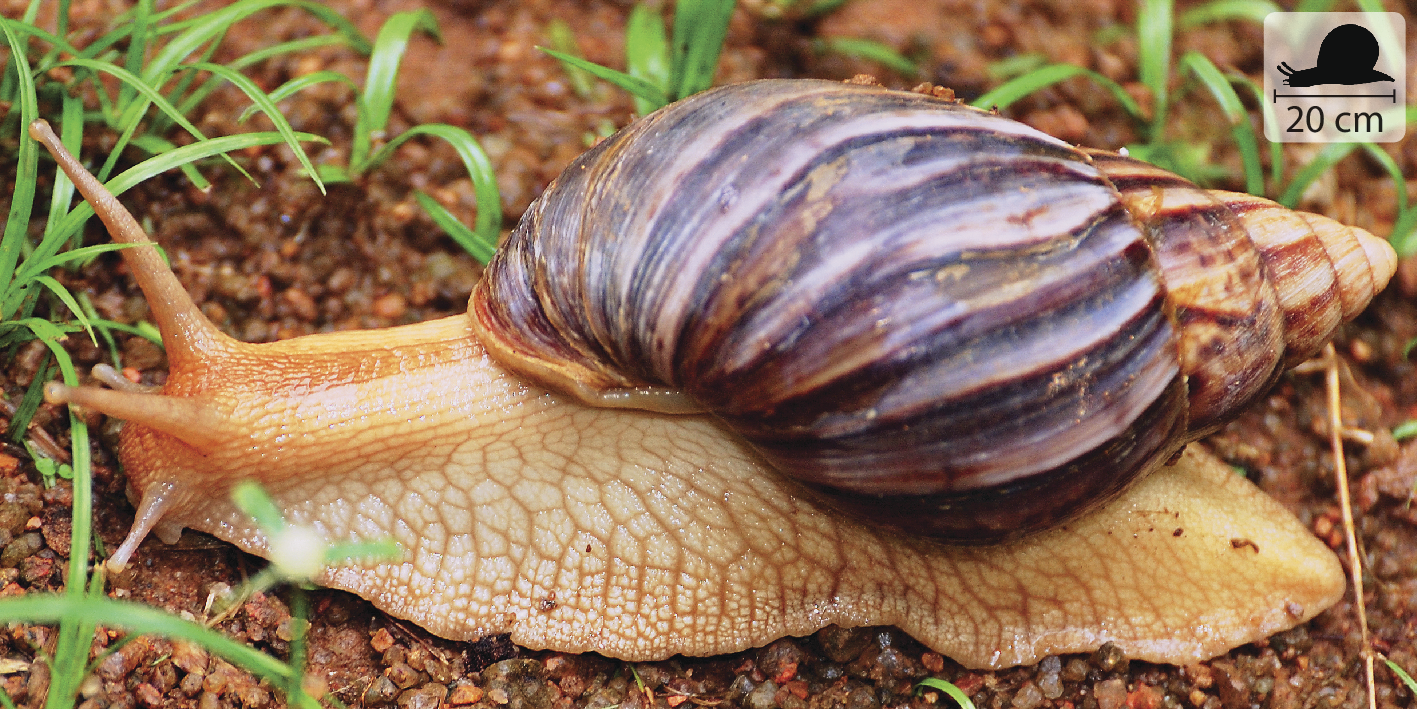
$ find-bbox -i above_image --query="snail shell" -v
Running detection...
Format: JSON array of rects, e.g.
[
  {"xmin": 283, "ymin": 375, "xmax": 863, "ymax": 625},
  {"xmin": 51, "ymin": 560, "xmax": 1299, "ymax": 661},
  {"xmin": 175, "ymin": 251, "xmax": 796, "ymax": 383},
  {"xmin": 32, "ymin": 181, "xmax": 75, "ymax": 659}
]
[{"xmin": 471, "ymin": 79, "xmax": 1395, "ymax": 542}]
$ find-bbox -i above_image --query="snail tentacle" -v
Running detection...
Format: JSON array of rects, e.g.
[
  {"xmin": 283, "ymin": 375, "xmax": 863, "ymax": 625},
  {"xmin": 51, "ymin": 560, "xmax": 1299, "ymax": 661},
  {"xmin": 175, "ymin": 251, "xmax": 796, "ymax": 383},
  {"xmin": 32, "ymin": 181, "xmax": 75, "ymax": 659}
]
[
  {"xmin": 43, "ymin": 381, "xmax": 230, "ymax": 452},
  {"xmin": 28, "ymin": 121, "xmax": 234, "ymax": 366}
]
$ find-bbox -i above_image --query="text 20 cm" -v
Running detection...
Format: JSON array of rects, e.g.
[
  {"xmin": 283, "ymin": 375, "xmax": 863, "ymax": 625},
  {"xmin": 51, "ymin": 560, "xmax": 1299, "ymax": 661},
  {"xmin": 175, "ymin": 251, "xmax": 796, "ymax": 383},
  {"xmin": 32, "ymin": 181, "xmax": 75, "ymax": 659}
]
[{"xmin": 1287, "ymin": 106, "xmax": 1384, "ymax": 134}]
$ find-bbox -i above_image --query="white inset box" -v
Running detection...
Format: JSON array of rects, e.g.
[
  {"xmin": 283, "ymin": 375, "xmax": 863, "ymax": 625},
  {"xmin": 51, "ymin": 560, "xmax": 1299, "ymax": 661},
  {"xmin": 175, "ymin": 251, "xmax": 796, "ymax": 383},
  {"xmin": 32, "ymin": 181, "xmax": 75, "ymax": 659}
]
[{"xmin": 1264, "ymin": 12, "xmax": 1406, "ymax": 143}]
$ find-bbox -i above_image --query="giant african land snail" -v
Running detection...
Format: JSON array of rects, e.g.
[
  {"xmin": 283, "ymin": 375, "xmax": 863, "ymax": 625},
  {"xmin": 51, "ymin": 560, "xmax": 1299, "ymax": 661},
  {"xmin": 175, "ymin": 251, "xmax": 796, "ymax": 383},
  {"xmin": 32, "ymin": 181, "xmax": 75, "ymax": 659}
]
[{"xmin": 32, "ymin": 79, "xmax": 1393, "ymax": 668}]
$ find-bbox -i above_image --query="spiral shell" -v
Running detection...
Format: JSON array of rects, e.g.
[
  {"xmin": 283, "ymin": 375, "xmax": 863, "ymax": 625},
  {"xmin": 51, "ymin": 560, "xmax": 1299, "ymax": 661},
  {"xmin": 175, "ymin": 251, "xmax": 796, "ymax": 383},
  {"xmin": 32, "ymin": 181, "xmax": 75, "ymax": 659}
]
[{"xmin": 471, "ymin": 79, "xmax": 1394, "ymax": 542}]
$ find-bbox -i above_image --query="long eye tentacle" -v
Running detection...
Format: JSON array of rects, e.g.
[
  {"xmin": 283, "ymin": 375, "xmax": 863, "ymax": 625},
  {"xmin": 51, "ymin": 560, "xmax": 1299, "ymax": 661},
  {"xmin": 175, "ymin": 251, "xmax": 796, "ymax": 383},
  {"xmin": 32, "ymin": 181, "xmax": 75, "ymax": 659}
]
[{"xmin": 28, "ymin": 120, "xmax": 233, "ymax": 367}]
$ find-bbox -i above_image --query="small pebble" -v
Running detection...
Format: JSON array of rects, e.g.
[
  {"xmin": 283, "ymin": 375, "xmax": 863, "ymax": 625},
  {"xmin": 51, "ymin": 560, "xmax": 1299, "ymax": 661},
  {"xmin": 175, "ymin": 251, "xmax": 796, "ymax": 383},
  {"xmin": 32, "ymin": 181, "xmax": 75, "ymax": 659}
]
[
  {"xmin": 134, "ymin": 683, "xmax": 163, "ymax": 709},
  {"xmin": 744, "ymin": 680, "xmax": 778, "ymax": 709},
  {"xmin": 1094, "ymin": 678, "xmax": 1128, "ymax": 709},
  {"xmin": 1, "ymin": 533, "xmax": 43, "ymax": 569},
  {"xmin": 387, "ymin": 662, "xmax": 422, "ymax": 690},
  {"xmin": 447, "ymin": 684, "xmax": 484, "ymax": 705},
  {"xmin": 1010, "ymin": 681, "xmax": 1044, "ymax": 709},
  {"xmin": 1092, "ymin": 642, "xmax": 1128, "ymax": 672},
  {"xmin": 364, "ymin": 676, "xmax": 400, "ymax": 705},
  {"xmin": 398, "ymin": 682, "xmax": 449, "ymax": 709}
]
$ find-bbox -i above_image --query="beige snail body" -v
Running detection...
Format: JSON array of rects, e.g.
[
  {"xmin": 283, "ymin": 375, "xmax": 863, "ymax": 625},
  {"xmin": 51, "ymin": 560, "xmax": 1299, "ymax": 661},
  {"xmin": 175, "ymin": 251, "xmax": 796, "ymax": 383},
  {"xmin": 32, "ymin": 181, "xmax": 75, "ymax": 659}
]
[{"xmin": 31, "ymin": 79, "xmax": 1391, "ymax": 668}]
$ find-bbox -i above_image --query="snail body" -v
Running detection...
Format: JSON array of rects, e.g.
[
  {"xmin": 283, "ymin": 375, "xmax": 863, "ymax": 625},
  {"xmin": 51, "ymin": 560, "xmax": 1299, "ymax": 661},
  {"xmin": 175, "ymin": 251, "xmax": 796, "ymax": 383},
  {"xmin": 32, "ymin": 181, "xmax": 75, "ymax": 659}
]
[{"xmin": 29, "ymin": 78, "xmax": 1387, "ymax": 667}]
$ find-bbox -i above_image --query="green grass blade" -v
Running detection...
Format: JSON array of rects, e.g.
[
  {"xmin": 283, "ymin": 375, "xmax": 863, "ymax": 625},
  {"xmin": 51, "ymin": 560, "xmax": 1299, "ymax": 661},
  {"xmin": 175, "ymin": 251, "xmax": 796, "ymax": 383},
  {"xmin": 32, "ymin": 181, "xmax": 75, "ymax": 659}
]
[
  {"xmin": 546, "ymin": 19, "xmax": 595, "ymax": 99},
  {"xmin": 1389, "ymin": 200, "xmax": 1417, "ymax": 258},
  {"xmin": 145, "ymin": 0, "xmax": 371, "ymax": 87},
  {"xmin": 0, "ymin": 18, "xmax": 40, "ymax": 300},
  {"xmin": 368, "ymin": 124, "xmax": 502, "ymax": 253},
  {"xmin": 118, "ymin": 0, "xmax": 154, "ymax": 113},
  {"xmin": 50, "ymin": 96, "xmax": 84, "ymax": 251},
  {"xmin": 7, "ymin": 357, "xmax": 50, "ymax": 443},
  {"xmin": 541, "ymin": 47, "xmax": 668, "ymax": 108},
  {"xmin": 916, "ymin": 678, "xmax": 977, "ymax": 709},
  {"xmin": 88, "ymin": 317, "xmax": 164, "ymax": 348},
  {"xmin": 985, "ymin": 53, "xmax": 1048, "ymax": 82},
  {"xmin": 186, "ymin": 61, "xmax": 326, "ymax": 193},
  {"xmin": 130, "ymin": 134, "xmax": 210, "ymax": 189},
  {"xmin": 970, "ymin": 63, "xmax": 1145, "ymax": 123},
  {"xmin": 819, "ymin": 37, "xmax": 918, "ymax": 77},
  {"xmin": 1359, "ymin": 143, "xmax": 1414, "ymax": 256},
  {"xmin": 1137, "ymin": 0, "xmax": 1174, "ymax": 140},
  {"xmin": 1179, "ymin": 51, "xmax": 1262, "ymax": 195},
  {"xmin": 1386, "ymin": 660, "xmax": 1417, "ymax": 694},
  {"xmin": 1226, "ymin": 73, "xmax": 1284, "ymax": 196},
  {"xmin": 238, "ymin": 71, "xmax": 358, "ymax": 124},
  {"xmin": 50, "ymin": 57, "xmax": 247, "ymax": 180},
  {"xmin": 412, "ymin": 191, "xmax": 494, "ymax": 264},
  {"xmin": 625, "ymin": 4, "xmax": 671, "ymax": 114},
  {"xmin": 17, "ymin": 244, "xmax": 142, "ymax": 284},
  {"xmin": 31, "ymin": 132, "xmax": 329, "ymax": 270},
  {"xmin": 231, "ymin": 34, "xmax": 353, "ymax": 71},
  {"xmin": 177, "ymin": 36, "xmax": 355, "ymax": 121},
  {"xmin": 670, "ymin": 0, "xmax": 735, "ymax": 99},
  {"xmin": 1277, "ymin": 142, "xmax": 1355, "ymax": 209},
  {"xmin": 0, "ymin": 595, "xmax": 302, "ymax": 690},
  {"xmin": 232, "ymin": 481, "xmax": 288, "ymax": 534},
  {"xmin": 1359, "ymin": 144, "xmax": 1407, "ymax": 214},
  {"xmin": 350, "ymin": 9, "xmax": 441, "ymax": 172},
  {"xmin": 1179, "ymin": 0, "xmax": 1280, "ymax": 27},
  {"xmin": 30, "ymin": 276, "xmax": 95, "ymax": 344}
]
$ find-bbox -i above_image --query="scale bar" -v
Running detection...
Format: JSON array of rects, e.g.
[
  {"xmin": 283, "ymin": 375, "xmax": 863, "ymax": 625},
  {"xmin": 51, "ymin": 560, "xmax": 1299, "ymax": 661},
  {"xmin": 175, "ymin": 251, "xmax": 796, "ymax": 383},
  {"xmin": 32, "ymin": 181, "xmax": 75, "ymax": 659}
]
[{"xmin": 1273, "ymin": 89, "xmax": 1398, "ymax": 103}]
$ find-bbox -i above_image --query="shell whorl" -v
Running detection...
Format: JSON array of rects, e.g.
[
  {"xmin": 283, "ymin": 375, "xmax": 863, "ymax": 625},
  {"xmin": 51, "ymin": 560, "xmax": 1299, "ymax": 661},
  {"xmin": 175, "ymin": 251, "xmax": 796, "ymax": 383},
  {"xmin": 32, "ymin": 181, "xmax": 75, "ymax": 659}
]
[{"xmin": 470, "ymin": 79, "xmax": 1394, "ymax": 542}]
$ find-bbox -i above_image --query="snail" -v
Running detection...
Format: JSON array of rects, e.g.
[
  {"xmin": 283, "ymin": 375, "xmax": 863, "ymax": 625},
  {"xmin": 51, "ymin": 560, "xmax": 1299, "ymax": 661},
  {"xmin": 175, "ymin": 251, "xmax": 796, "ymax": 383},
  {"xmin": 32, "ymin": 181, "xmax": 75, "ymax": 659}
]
[{"xmin": 30, "ymin": 78, "xmax": 1393, "ymax": 669}]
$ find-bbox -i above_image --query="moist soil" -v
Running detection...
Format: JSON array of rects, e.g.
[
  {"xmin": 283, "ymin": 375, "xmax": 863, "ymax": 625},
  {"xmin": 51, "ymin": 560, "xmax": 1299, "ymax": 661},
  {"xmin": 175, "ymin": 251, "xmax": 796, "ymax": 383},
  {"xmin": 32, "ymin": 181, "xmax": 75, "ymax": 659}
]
[{"xmin": 2, "ymin": 0, "xmax": 1416, "ymax": 708}]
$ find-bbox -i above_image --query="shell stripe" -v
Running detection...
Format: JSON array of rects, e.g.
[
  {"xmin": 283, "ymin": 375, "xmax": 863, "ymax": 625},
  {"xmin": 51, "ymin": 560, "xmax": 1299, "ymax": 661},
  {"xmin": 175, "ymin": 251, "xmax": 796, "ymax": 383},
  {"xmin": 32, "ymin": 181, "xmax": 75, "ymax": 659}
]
[{"xmin": 1090, "ymin": 154, "xmax": 1286, "ymax": 433}]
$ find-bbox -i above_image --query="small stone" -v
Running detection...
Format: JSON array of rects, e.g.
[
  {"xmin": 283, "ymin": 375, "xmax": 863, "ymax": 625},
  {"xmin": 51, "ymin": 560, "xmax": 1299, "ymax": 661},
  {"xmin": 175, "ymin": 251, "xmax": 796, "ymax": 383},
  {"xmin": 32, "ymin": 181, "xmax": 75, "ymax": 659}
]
[
  {"xmin": 197, "ymin": 691, "xmax": 221, "ymax": 709},
  {"xmin": 97, "ymin": 636, "xmax": 151, "ymax": 681},
  {"xmin": 39, "ymin": 508, "xmax": 71, "ymax": 557},
  {"xmin": 815, "ymin": 626, "xmax": 874, "ymax": 664},
  {"xmin": 1062, "ymin": 657, "xmax": 1090, "ymax": 682},
  {"xmin": 134, "ymin": 683, "xmax": 164, "ymax": 708},
  {"xmin": 1092, "ymin": 642, "xmax": 1128, "ymax": 673},
  {"xmin": 447, "ymin": 684, "xmax": 483, "ymax": 705},
  {"xmin": 744, "ymin": 680, "xmax": 778, "ymax": 709},
  {"xmin": 387, "ymin": 662, "xmax": 422, "ymax": 690},
  {"xmin": 425, "ymin": 656, "xmax": 454, "ymax": 683},
  {"xmin": 235, "ymin": 683, "xmax": 271, "ymax": 708},
  {"xmin": 921, "ymin": 653, "xmax": 944, "ymax": 674},
  {"xmin": 373, "ymin": 293, "xmax": 407, "ymax": 319},
  {"xmin": 758, "ymin": 639, "xmax": 806, "ymax": 684},
  {"xmin": 1, "ymin": 533, "xmax": 43, "ymax": 568},
  {"xmin": 1127, "ymin": 683, "xmax": 1163, "ymax": 709},
  {"xmin": 179, "ymin": 672, "xmax": 205, "ymax": 696},
  {"xmin": 1094, "ymin": 678, "xmax": 1128, "ymax": 709},
  {"xmin": 172, "ymin": 641, "xmax": 210, "ymax": 674},
  {"xmin": 20, "ymin": 553, "xmax": 54, "ymax": 585},
  {"xmin": 1010, "ymin": 681, "xmax": 1044, "ymax": 709},
  {"xmin": 397, "ymin": 683, "xmax": 449, "ymax": 709},
  {"xmin": 364, "ymin": 676, "xmax": 400, "ymax": 705},
  {"xmin": 1210, "ymin": 662, "xmax": 1249, "ymax": 707}
]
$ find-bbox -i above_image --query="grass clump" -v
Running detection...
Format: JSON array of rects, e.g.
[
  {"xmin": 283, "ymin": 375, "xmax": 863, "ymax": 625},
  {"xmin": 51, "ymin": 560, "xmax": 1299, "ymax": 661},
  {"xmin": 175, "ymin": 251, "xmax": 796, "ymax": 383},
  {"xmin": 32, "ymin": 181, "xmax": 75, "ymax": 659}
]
[
  {"xmin": 542, "ymin": 0, "xmax": 736, "ymax": 113},
  {"xmin": 971, "ymin": 0, "xmax": 1415, "ymax": 253},
  {"xmin": 545, "ymin": 0, "xmax": 918, "ymax": 114}
]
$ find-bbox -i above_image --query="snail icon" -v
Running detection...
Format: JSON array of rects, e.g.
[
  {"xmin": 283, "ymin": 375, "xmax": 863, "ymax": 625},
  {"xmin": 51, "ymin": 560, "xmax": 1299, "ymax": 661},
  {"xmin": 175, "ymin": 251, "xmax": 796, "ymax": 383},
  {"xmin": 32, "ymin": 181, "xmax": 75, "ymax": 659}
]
[{"xmin": 1277, "ymin": 23, "xmax": 1395, "ymax": 87}]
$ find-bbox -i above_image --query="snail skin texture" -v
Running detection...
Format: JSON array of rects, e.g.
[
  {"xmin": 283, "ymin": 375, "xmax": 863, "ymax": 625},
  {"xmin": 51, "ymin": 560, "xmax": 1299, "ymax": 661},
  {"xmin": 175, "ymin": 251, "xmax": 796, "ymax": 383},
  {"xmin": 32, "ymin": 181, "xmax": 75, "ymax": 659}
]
[{"xmin": 31, "ymin": 78, "xmax": 1394, "ymax": 669}]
